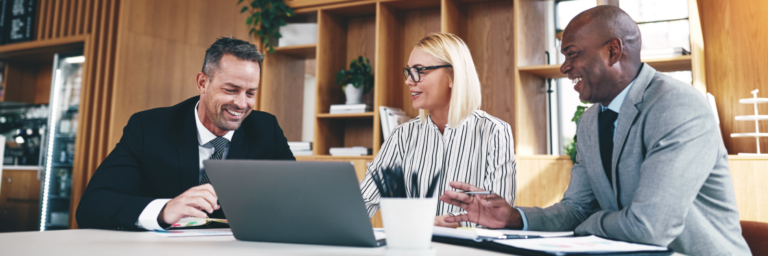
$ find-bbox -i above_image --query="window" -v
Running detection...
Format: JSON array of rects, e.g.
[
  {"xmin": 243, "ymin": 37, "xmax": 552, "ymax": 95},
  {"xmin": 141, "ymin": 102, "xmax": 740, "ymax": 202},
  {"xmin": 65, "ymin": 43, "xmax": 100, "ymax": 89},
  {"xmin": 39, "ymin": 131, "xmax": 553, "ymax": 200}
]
[{"xmin": 549, "ymin": 0, "xmax": 691, "ymax": 155}]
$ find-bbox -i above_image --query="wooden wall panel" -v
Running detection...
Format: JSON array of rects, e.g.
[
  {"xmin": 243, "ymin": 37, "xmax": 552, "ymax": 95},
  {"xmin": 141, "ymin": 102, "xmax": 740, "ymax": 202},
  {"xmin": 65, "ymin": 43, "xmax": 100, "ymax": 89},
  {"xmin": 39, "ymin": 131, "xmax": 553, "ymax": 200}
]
[
  {"xmin": 729, "ymin": 156, "xmax": 768, "ymax": 222},
  {"xmin": 515, "ymin": 156, "xmax": 572, "ymax": 208},
  {"xmin": 464, "ymin": 0, "xmax": 516, "ymax": 136},
  {"xmin": 698, "ymin": 0, "xmax": 768, "ymax": 155},
  {"xmin": 70, "ymin": 0, "xmax": 120, "ymax": 229},
  {"xmin": 35, "ymin": 0, "xmax": 97, "ymax": 40}
]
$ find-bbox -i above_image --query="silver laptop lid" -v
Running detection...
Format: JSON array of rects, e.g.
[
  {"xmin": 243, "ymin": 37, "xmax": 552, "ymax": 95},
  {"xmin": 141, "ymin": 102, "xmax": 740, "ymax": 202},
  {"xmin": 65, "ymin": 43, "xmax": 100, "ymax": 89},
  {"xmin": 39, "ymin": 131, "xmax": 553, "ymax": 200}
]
[{"xmin": 204, "ymin": 160, "xmax": 382, "ymax": 247}]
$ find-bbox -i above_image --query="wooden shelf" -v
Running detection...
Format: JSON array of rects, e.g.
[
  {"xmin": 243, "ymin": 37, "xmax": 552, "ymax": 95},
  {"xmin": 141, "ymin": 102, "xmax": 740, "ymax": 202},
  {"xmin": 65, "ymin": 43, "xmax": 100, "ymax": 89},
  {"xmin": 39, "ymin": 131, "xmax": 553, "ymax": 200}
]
[
  {"xmin": 295, "ymin": 155, "xmax": 374, "ymax": 161},
  {"xmin": 316, "ymin": 112, "xmax": 374, "ymax": 119},
  {"xmin": 518, "ymin": 55, "xmax": 694, "ymax": 79},
  {"xmin": 273, "ymin": 44, "xmax": 317, "ymax": 58}
]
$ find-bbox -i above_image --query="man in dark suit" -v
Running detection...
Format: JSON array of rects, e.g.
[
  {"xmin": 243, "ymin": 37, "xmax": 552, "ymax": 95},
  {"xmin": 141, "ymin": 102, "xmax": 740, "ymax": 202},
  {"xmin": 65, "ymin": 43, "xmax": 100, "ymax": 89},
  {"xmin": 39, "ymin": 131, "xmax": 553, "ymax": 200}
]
[{"xmin": 76, "ymin": 37, "xmax": 295, "ymax": 230}]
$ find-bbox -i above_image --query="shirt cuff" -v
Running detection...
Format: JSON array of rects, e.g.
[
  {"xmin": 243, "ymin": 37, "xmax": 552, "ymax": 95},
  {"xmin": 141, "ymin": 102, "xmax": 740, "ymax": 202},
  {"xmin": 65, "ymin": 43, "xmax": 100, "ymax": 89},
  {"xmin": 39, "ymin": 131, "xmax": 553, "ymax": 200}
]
[
  {"xmin": 136, "ymin": 199, "xmax": 171, "ymax": 231},
  {"xmin": 515, "ymin": 207, "xmax": 529, "ymax": 231}
]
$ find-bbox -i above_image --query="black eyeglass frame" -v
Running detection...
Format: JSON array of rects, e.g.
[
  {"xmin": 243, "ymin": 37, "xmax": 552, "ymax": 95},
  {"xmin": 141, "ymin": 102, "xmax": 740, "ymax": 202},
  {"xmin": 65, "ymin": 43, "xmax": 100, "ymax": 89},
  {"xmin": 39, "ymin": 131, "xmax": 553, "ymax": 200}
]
[{"xmin": 403, "ymin": 65, "xmax": 453, "ymax": 82}]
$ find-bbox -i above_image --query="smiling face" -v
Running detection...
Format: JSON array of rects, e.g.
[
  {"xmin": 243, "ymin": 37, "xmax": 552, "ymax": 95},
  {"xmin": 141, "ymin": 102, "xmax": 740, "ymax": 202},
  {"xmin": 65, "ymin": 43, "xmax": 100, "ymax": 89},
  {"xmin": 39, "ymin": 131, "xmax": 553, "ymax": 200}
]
[
  {"xmin": 406, "ymin": 47, "xmax": 452, "ymax": 112},
  {"xmin": 559, "ymin": 20, "xmax": 618, "ymax": 105},
  {"xmin": 196, "ymin": 53, "xmax": 259, "ymax": 136}
]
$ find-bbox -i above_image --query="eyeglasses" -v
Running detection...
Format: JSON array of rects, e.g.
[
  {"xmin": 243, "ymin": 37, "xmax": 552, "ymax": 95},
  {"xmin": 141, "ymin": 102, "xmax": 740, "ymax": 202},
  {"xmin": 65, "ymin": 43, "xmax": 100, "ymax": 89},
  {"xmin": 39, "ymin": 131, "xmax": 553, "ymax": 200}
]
[{"xmin": 403, "ymin": 65, "xmax": 452, "ymax": 82}]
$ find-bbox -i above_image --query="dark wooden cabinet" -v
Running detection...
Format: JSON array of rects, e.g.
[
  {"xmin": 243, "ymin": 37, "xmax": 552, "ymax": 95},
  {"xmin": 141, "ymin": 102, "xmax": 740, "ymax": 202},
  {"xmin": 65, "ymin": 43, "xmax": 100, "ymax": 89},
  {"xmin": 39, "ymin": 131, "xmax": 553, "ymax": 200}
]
[{"xmin": 0, "ymin": 169, "xmax": 41, "ymax": 232}]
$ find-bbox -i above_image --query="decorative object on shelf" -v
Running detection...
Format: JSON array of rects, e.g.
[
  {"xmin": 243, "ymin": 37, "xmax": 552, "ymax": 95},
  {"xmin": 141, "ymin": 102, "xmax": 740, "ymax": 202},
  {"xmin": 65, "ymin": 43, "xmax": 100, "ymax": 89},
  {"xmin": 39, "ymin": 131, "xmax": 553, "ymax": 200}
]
[
  {"xmin": 239, "ymin": 0, "xmax": 295, "ymax": 53},
  {"xmin": 278, "ymin": 23, "xmax": 318, "ymax": 47},
  {"xmin": 730, "ymin": 89, "xmax": 768, "ymax": 156},
  {"xmin": 379, "ymin": 106, "xmax": 409, "ymax": 140},
  {"xmin": 336, "ymin": 56, "xmax": 374, "ymax": 105},
  {"xmin": 565, "ymin": 102, "xmax": 590, "ymax": 164},
  {"xmin": 329, "ymin": 147, "xmax": 371, "ymax": 156},
  {"xmin": 329, "ymin": 103, "xmax": 372, "ymax": 114}
]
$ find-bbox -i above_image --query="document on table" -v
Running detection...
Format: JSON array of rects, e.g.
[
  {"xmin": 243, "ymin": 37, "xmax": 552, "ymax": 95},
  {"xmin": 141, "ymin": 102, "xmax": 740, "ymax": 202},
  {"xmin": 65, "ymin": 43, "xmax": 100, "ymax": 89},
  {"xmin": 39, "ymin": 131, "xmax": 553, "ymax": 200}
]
[
  {"xmin": 433, "ymin": 226, "xmax": 573, "ymax": 241},
  {"xmin": 155, "ymin": 228, "xmax": 233, "ymax": 237},
  {"xmin": 496, "ymin": 235, "xmax": 669, "ymax": 254}
]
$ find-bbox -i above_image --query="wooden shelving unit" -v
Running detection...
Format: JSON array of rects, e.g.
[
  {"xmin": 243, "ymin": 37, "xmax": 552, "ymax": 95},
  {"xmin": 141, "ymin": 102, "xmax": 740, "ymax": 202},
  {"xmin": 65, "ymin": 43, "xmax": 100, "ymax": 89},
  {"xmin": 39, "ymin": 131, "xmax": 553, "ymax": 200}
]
[
  {"xmin": 317, "ymin": 112, "xmax": 374, "ymax": 119},
  {"xmin": 518, "ymin": 55, "xmax": 694, "ymax": 79},
  {"xmin": 260, "ymin": 0, "xmax": 544, "ymax": 157},
  {"xmin": 273, "ymin": 44, "xmax": 317, "ymax": 58}
]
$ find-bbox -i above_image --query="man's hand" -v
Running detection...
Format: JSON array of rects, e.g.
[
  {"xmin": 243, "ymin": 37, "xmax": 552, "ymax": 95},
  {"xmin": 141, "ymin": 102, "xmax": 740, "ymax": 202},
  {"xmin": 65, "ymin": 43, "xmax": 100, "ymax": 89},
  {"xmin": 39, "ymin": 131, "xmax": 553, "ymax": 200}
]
[
  {"xmin": 158, "ymin": 184, "xmax": 220, "ymax": 225},
  {"xmin": 434, "ymin": 215, "xmax": 461, "ymax": 228},
  {"xmin": 439, "ymin": 181, "xmax": 522, "ymax": 229}
]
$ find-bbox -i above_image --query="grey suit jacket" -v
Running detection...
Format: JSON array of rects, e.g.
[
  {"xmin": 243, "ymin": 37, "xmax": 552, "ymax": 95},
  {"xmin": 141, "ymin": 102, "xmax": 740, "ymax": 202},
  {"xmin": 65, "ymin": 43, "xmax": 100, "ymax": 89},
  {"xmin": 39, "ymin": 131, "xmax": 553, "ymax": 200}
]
[{"xmin": 519, "ymin": 64, "xmax": 750, "ymax": 256}]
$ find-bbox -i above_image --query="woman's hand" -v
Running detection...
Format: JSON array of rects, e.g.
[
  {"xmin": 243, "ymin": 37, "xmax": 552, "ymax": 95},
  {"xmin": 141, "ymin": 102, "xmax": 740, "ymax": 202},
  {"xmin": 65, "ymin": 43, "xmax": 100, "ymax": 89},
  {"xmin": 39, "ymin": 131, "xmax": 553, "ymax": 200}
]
[{"xmin": 434, "ymin": 215, "xmax": 461, "ymax": 228}]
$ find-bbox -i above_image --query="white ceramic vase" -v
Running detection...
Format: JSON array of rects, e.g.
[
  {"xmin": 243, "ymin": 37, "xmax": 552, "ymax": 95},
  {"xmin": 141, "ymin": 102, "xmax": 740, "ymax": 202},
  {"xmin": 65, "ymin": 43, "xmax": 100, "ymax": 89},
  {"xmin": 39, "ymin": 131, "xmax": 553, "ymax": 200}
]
[
  {"xmin": 344, "ymin": 83, "xmax": 364, "ymax": 104},
  {"xmin": 379, "ymin": 196, "xmax": 439, "ymax": 250}
]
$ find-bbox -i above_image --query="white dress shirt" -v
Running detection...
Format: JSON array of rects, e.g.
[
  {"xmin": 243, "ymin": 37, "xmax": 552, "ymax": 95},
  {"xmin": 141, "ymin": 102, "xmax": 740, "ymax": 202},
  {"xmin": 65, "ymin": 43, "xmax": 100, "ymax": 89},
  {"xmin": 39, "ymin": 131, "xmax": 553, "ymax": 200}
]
[
  {"xmin": 360, "ymin": 110, "xmax": 517, "ymax": 227},
  {"xmin": 136, "ymin": 102, "xmax": 233, "ymax": 230},
  {"xmin": 517, "ymin": 79, "xmax": 636, "ymax": 231}
]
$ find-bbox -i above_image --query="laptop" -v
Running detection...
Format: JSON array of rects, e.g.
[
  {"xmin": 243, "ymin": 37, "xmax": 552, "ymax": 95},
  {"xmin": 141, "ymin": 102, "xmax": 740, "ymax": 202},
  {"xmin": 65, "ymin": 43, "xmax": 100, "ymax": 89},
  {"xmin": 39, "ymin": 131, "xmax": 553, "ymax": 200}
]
[{"xmin": 203, "ymin": 159, "xmax": 386, "ymax": 247}]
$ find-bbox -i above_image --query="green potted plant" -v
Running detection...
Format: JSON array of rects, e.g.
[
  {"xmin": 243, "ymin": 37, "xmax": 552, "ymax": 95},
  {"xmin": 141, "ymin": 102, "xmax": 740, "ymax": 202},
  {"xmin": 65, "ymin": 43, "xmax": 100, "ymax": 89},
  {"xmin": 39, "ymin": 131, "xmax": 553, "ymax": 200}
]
[
  {"xmin": 239, "ymin": 0, "xmax": 295, "ymax": 53},
  {"xmin": 564, "ymin": 102, "xmax": 589, "ymax": 164},
  {"xmin": 336, "ymin": 56, "xmax": 374, "ymax": 104}
]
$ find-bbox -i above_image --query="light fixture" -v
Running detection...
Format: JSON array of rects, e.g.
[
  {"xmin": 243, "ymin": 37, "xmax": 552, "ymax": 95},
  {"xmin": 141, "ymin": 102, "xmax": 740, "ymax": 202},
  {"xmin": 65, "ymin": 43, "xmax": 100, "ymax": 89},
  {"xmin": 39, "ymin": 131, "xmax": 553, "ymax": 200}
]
[{"xmin": 63, "ymin": 56, "xmax": 85, "ymax": 64}]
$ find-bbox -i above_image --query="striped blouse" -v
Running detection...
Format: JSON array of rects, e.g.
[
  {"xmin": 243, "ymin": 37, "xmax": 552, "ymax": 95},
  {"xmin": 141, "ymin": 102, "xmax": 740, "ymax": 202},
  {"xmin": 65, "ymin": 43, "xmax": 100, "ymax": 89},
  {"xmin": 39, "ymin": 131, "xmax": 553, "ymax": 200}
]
[{"xmin": 359, "ymin": 110, "xmax": 517, "ymax": 227}]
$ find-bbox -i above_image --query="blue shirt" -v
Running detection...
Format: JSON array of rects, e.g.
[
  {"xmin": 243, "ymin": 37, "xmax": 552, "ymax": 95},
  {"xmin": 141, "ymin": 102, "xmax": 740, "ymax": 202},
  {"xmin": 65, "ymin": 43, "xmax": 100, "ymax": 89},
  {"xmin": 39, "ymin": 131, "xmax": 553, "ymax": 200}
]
[{"xmin": 517, "ymin": 79, "xmax": 636, "ymax": 231}]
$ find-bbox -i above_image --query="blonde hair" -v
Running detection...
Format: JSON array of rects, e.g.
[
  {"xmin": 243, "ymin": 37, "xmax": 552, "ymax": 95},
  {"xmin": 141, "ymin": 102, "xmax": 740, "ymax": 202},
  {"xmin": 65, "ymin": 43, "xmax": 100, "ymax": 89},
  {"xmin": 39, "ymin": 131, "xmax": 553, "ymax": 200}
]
[{"xmin": 415, "ymin": 33, "xmax": 482, "ymax": 128}]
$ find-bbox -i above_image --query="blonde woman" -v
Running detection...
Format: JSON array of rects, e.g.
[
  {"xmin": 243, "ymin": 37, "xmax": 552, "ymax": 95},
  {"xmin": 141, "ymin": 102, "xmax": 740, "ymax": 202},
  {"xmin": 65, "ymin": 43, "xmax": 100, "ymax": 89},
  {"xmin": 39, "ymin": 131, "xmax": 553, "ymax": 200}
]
[{"xmin": 359, "ymin": 33, "xmax": 517, "ymax": 227}]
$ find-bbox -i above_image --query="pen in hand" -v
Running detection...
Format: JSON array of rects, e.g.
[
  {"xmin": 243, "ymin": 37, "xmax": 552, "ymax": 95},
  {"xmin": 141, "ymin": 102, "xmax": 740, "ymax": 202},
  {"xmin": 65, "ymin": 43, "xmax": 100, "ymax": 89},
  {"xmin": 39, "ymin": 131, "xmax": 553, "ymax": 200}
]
[{"xmin": 463, "ymin": 190, "xmax": 493, "ymax": 195}]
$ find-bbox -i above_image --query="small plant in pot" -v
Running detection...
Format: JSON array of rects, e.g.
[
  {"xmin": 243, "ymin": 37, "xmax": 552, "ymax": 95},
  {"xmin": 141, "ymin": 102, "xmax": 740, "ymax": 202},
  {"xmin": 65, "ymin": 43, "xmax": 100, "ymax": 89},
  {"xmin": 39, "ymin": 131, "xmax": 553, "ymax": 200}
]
[{"xmin": 336, "ymin": 56, "xmax": 374, "ymax": 105}]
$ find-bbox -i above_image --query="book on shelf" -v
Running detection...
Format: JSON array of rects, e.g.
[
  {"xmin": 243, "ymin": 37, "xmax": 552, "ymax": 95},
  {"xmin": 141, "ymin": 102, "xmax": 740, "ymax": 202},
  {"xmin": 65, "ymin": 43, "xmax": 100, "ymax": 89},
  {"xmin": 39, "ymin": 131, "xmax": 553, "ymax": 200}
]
[
  {"xmin": 329, "ymin": 147, "xmax": 372, "ymax": 156},
  {"xmin": 329, "ymin": 104, "xmax": 372, "ymax": 114},
  {"xmin": 288, "ymin": 141, "xmax": 312, "ymax": 151},
  {"xmin": 640, "ymin": 47, "xmax": 690, "ymax": 59},
  {"xmin": 379, "ymin": 106, "xmax": 410, "ymax": 140},
  {"xmin": 291, "ymin": 150, "xmax": 313, "ymax": 156},
  {"xmin": 288, "ymin": 141, "xmax": 312, "ymax": 156}
]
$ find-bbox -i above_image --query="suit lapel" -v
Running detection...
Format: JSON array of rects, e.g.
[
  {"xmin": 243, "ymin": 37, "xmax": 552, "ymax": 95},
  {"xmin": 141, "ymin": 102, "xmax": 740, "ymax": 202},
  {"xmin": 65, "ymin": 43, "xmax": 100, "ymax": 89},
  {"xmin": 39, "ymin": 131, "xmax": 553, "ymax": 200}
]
[
  {"xmin": 582, "ymin": 106, "xmax": 619, "ymax": 210},
  {"xmin": 610, "ymin": 64, "xmax": 656, "ymax": 207},
  {"xmin": 227, "ymin": 128, "xmax": 249, "ymax": 159},
  {"xmin": 178, "ymin": 105, "xmax": 201, "ymax": 189}
]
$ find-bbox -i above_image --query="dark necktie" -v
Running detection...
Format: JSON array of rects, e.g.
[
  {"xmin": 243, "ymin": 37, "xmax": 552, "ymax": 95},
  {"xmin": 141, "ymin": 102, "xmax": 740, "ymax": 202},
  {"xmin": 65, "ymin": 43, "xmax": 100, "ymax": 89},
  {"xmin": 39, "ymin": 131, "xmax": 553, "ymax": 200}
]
[
  {"xmin": 598, "ymin": 109, "xmax": 619, "ymax": 185},
  {"xmin": 200, "ymin": 136, "xmax": 229, "ymax": 184}
]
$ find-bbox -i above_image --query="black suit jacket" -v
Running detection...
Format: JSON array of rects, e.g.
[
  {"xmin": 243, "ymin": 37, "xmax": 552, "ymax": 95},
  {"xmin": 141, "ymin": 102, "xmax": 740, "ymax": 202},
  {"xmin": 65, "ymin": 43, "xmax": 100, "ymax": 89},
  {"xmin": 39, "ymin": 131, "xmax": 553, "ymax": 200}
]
[{"xmin": 76, "ymin": 96, "xmax": 295, "ymax": 230}]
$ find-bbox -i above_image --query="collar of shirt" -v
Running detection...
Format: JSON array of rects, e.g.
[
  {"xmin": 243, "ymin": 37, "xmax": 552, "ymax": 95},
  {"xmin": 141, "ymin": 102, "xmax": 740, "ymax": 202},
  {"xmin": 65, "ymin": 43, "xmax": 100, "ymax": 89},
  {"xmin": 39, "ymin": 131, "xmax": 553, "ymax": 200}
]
[
  {"xmin": 194, "ymin": 101, "xmax": 234, "ymax": 146},
  {"xmin": 600, "ymin": 79, "xmax": 636, "ymax": 114}
]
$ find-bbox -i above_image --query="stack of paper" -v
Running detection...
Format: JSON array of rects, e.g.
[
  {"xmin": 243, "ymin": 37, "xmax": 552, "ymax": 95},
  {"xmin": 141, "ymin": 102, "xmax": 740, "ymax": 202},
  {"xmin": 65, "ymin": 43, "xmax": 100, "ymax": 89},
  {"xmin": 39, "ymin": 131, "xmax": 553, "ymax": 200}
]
[
  {"xmin": 496, "ymin": 235, "xmax": 669, "ymax": 254},
  {"xmin": 288, "ymin": 141, "xmax": 312, "ymax": 156},
  {"xmin": 330, "ymin": 104, "xmax": 372, "ymax": 114},
  {"xmin": 379, "ymin": 106, "xmax": 410, "ymax": 139},
  {"xmin": 329, "ymin": 147, "xmax": 371, "ymax": 156}
]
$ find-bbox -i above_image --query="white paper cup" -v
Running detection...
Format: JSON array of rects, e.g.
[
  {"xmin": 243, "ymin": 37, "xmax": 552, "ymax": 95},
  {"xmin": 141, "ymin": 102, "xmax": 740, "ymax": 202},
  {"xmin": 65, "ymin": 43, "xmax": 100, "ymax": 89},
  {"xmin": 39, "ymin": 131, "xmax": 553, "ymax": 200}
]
[{"xmin": 379, "ymin": 197, "xmax": 439, "ymax": 250}]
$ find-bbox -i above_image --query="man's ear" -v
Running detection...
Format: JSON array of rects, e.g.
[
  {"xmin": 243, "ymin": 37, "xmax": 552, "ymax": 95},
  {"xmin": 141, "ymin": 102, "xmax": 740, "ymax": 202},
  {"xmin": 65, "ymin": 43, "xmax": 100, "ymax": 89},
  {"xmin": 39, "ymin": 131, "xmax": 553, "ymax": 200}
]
[
  {"xmin": 196, "ymin": 72, "xmax": 208, "ymax": 93},
  {"xmin": 607, "ymin": 37, "xmax": 623, "ymax": 66}
]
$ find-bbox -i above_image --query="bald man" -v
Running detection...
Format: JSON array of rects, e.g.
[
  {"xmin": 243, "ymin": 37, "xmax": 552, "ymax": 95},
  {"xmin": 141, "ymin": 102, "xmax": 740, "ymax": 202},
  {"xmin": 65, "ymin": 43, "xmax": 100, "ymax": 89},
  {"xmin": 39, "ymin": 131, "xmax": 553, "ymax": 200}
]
[{"xmin": 439, "ymin": 6, "xmax": 750, "ymax": 255}]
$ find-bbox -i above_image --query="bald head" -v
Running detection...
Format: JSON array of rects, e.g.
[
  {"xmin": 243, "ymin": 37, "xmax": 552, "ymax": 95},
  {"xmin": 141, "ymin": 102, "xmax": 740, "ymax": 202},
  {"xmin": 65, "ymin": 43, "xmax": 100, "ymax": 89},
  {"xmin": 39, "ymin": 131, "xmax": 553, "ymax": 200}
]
[
  {"xmin": 559, "ymin": 5, "xmax": 643, "ymax": 106},
  {"xmin": 567, "ymin": 5, "xmax": 642, "ymax": 66}
]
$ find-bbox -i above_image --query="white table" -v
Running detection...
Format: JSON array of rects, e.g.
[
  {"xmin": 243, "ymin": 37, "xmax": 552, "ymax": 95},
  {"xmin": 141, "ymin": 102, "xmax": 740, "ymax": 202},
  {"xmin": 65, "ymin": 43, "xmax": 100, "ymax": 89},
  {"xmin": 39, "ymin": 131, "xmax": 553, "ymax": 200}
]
[
  {"xmin": 0, "ymin": 229, "xmax": 512, "ymax": 256},
  {"xmin": 0, "ymin": 229, "xmax": 686, "ymax": 255}
]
